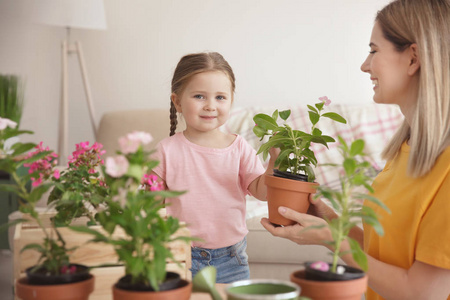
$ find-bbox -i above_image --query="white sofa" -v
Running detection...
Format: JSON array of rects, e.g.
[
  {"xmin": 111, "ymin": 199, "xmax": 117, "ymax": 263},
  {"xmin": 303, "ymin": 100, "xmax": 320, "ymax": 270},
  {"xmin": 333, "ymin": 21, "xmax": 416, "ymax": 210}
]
[{"xmin": 97, "ymin": 103, "xmax": 404, "ymax": 280}]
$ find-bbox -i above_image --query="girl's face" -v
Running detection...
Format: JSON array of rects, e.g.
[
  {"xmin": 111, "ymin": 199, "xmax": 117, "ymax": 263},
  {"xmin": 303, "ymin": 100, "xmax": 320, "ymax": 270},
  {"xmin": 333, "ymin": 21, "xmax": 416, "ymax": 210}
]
[
  {"xmin": 172, "ymin": 71, "xmax": 233, "ymax": 134},
  {"xmin": 360, "ymin": 22, "xmax": 420, "ymax": 113}
]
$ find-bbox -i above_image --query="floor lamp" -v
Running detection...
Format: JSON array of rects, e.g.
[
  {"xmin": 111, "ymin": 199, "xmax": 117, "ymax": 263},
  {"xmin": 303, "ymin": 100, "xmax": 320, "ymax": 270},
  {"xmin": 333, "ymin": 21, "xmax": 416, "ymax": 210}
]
[{"xmin": 32, "ymin": 0, "xmax": 107, "ymax": 165}]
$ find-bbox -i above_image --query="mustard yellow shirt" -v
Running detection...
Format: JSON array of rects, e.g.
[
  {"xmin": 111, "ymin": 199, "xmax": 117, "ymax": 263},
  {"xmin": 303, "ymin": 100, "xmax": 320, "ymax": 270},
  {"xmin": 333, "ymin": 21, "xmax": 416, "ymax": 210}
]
[{"xmin": 364, "ymin": 143, "xmax": 450, "ymax": 300}]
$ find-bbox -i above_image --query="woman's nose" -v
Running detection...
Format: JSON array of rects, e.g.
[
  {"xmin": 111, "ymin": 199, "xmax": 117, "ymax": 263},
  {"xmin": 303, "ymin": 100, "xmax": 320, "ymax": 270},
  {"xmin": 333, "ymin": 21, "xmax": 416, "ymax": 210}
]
[{"xmin": 361, "ymin": 55, "xmax": 370, "ymax": 73}]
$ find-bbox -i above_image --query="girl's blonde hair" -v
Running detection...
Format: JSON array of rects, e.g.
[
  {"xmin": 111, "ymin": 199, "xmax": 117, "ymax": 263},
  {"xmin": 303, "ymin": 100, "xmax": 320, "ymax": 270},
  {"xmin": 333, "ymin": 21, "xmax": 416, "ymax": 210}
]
[
  {"xmin": 377, "ymin": 0, "xmax": 450, "ymax": 177},
  {"xmin": 169, "ymin": 52, "xmax": 235, "ymax": 136}
]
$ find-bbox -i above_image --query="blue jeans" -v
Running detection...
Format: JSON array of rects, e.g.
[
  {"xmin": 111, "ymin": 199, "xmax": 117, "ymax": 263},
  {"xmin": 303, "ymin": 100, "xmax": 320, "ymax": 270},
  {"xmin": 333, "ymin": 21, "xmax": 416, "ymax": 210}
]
[{"xmin": 191, "ymin": 237, "xmax": 250, "ymax": 283}]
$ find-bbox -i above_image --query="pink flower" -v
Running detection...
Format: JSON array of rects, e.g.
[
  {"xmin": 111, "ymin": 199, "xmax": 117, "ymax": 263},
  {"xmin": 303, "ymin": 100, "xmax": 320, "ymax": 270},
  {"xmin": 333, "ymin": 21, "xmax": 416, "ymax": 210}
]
[
  {"xmin": 0, "ymin": 117, "xmax": 17, "ymax": 130},
  {"xmin": 310, "ymin": 261, "xmax": 330, "ymax": 272},
  {"xmin": 319, "ymin": 96, "xmax": 331, "ymax": 106},
  {"xmin": 119, "ymin": 131, "xmax": 153, "ymax": 154},
  {"xmin": 53, "ymin": 169, "xmax": 60, "ymax": 179},
  {"xmin": 118, "ymin": 136, "xmax": 140, "ymax": 154},
  {"xmin": 141, "ymin": 173, "xmax": 164, "ymax": 191},
  {"xmin": 23, "ymin": 142, "xmax": 58, "ymax": 187},
  {"xmin": 105, "ymin": 156, "xmax": 129, "ymax": 178}
]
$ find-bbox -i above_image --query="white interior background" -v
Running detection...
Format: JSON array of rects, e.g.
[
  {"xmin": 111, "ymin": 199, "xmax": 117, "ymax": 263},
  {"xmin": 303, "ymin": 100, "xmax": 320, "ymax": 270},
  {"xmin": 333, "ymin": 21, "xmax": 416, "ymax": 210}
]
[{"xmin": 0, "ymin": 0, "xmax": 391, "ymax": 153}]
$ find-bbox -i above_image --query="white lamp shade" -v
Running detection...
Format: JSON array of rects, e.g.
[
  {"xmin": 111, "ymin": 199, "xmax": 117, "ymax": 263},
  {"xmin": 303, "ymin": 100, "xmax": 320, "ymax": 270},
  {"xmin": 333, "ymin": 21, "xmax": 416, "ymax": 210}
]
[{"xmin": 32, "ymin": 0, "xmax": 107, "ymax": 30}]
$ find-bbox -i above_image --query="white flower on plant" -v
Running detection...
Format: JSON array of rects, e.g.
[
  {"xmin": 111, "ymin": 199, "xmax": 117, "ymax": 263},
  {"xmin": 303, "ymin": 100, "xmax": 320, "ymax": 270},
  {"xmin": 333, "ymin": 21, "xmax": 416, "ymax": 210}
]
[
  {"xmin": 105, "ymin": 155, "xmax": 129, "ymax": 178},
  {"xmin": 118, "ymin": 131, "xmax": 153, "ymax": 154},
  {"xmin": 0, "ymin": 117, "xmax": 17, "ymax": 130}
]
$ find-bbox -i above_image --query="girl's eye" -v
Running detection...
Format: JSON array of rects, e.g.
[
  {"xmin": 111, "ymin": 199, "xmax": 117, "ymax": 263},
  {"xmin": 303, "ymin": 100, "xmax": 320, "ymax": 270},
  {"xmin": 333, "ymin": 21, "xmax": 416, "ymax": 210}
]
[
  {"xmin": 194, "ymin": 95, "xmax": 204, "ymax": 99},
  {"xmin": 369, "ymin": 50, "xmax": 377, "ymax": 54},
  {"xmin": 216, "ymin": 95, "xmax": 225, "ymax": 100}
]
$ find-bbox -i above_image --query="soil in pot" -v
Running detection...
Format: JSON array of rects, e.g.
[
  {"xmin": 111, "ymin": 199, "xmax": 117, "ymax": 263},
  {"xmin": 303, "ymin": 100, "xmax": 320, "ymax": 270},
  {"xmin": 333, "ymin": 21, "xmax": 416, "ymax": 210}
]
[
  {"xmin": 115, "ymin": 271, "xmax": 180, "ymax": 291},
  {"xmin": 16, "ymin": 274, "xmax": 94, "ymax": 300},
  {"xmin": 25, "ymin": 264, "xmax": 90, "ymax": 285},
  {"xmin": 304, "ymin": 262, "xmax": 365, "ymax": 281},
  {"xmin": 113, "ymin": 278, "xmax": 192, "ymax": 300},
  {"xmin": 265, "ymin": 172, "xmax": 318, "ymax": 226},
  {"xmin": 290, "ymin": 269, "xmax": 368, "ymax": 300}
]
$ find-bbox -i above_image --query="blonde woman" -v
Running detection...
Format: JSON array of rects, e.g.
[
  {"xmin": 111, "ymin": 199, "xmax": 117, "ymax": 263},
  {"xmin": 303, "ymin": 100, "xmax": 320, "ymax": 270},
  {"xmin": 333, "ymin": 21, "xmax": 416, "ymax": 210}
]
[{"xmin": 262, "ymin": 0, "xmax": 450, "ymax": 299}]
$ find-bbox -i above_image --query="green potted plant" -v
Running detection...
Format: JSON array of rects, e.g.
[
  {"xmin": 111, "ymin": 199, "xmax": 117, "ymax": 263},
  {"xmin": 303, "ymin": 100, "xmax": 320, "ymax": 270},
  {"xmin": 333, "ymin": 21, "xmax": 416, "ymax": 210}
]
[
  {"xmin": 0, "ymin": 74, "xmax": 24, "ymax": 157},
  {"xmin": 289, "ymin": 137, "xmax": 390, "ymax": 300},
  {"xmin": 0, "ymin": 119, "xmax": 94, "ymax": 300},
  {"xmin": 70, "ymin": 131, "xmax": 196, "ymax": 300},
  {"xmin": 47, "ymin": 141, "xmax": 109, "ymax": 226},
  {"xmin": 253, "ymin": 97, "xmax": 347, "ymax": 225}
]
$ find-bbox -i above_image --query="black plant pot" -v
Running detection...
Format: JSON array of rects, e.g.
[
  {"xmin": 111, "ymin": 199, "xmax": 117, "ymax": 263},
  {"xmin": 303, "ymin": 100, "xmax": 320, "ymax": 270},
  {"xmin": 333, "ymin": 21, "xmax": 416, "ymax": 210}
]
[
  {"xmin": 304, "ymin": 262, "xmax": 365, "ymax": 282},
  {"xmin": 115, "ymin": 271, "xmax": 181, "ymax": 291},
  {"xmin": 273, "ymin": 169, "xmax": 308, "ymax": 182},
  {"xmin": 26, "ymin": 264, "xmax": 90, "ymax": 285}
]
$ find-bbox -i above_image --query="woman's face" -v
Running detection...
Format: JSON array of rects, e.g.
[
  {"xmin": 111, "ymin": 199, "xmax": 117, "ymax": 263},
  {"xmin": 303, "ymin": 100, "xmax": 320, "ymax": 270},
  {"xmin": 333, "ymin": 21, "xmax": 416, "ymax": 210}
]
[{"xmin": 361, "ymin": 22, "xmax": 420, "ymax": 113}]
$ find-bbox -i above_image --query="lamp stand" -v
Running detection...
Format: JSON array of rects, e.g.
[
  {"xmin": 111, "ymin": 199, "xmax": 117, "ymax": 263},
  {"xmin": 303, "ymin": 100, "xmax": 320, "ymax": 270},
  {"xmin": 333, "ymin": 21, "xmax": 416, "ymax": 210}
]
[{"xmin": 58, "ymin": 28, "xmax": 98, "ymax": 166}]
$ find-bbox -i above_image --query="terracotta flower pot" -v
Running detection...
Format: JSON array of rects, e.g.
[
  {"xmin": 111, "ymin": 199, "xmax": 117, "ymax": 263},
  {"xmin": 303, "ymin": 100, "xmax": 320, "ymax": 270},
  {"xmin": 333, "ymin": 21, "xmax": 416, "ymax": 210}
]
[
  {"xmin": 15, "ymin": 274, "xmax": 95, "ymax": 300},
  {"xmin": 290, "ymin": 270, "xmax": 368, "ymax": 300},
  {"xmin": 265, "ymin": 174, "xmax": 318, "ymax": 226},
  {"xmin": 112, "ymin": 279, "xmax": 192, "ymax": 300}
]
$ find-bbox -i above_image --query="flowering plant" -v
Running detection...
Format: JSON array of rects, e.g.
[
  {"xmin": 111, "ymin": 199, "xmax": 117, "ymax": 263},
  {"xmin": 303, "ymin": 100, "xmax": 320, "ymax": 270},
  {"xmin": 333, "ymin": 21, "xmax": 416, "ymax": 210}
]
[
  {"xmin": 48, "ymin": 141, "xmax": 108, "ymax": 226},
  {"xmin": 71, "ymin": 131, "xmax": 196, "ymax": 291},
  {"xmin": 0, "ymin": 118, "xmax": 77, "ymax": 276},
  {"xmin": 312, "ymin": 137, "xmax": 390, "ymax": 274},
  {"xmin": 253, "ymin": 97, "xmax": 347, "ymax": 182}
]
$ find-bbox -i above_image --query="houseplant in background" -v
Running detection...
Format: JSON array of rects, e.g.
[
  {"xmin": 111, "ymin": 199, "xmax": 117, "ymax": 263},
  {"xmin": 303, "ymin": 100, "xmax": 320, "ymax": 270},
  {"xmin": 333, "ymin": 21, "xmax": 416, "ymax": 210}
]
[
  {"xmin": 253, "ymin": 97, "xmax": 347, "ymax": 225},
  {"xmin": 0, "ymin": 119, "xmax": 94, "ymax": 300},
  {"xmin": 290, "ymin": 137, "xmax": 390, "ymax": 300},
  {"xmin": 70, "ymin": 131, "xmax": 196, "ymax": 300}
]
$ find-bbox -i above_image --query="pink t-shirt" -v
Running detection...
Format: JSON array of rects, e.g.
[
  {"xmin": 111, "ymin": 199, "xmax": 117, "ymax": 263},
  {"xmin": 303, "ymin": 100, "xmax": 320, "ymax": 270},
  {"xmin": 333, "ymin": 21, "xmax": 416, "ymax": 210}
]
[{"xmin": 153, "ymin": 132, "xmax": 265, "ymax": 249}]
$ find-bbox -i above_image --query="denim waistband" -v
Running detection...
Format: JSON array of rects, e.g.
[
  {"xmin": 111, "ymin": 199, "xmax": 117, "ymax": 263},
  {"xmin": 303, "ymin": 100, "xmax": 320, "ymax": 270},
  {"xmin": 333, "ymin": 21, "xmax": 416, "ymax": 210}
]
[{"xmin": 191, "ymin": 237, "xmax": 247, "ymax": 259}]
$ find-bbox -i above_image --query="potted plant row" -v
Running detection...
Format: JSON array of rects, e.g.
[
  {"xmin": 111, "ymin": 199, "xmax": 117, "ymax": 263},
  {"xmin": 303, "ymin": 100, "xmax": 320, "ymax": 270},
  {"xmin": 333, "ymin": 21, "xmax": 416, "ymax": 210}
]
[
  {"xmin": 289, "ymin": 137, "xmax": 390, "ymax": 300},
  {"xmin": 253, "ymin": 97, "xmax": 347, "ymax": 225},
  {"xmin": 0, "ymin": 117, "xmax": 195, "ymax": 299},
  {"xmin": 0, "ymin": 121, "xmax": 95, "ymax": 300}
]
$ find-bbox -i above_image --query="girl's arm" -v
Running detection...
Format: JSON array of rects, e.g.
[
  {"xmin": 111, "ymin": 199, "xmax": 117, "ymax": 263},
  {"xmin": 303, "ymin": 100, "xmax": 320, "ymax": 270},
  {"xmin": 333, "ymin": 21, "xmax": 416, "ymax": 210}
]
[
  {"xmin": 248, "ymin": 148, "xmax": 279, "ymax": 201},
  {"xmin": 261, "ymin": 206, "xmax": 450, "ymax": 300}
]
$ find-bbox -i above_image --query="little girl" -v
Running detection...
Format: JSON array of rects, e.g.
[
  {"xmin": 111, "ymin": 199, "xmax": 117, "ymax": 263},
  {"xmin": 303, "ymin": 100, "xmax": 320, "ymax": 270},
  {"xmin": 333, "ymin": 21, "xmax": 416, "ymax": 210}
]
[{"xmin": 153, "ymin": 52, "xmax": 276, "ymax": 283}]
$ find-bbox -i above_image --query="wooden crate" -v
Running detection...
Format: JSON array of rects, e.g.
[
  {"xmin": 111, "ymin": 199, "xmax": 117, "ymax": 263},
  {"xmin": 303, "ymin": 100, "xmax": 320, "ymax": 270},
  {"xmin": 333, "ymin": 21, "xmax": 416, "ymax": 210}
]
[{"xmin": 13, "ymin": 212, "xmax": 191, "ymax": 300}]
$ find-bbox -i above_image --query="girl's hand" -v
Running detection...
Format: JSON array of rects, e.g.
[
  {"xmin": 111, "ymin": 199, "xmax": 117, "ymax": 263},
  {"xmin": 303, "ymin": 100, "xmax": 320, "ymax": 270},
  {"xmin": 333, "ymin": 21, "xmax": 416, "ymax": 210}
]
[
  {"xmin": 265, "ymin": 147, "xmax": 280, "ymax": 174},
  {"xmin": 260, "ymin": 206, "xmax": 332, "ymax": 248}
]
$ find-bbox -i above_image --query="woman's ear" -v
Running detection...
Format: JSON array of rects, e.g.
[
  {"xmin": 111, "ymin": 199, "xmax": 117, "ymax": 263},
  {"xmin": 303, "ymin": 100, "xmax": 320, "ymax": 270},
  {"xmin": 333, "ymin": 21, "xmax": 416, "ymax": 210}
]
[
  {"xmin": 408, "ymin": 43, "xmax": 420, "ymax": 76},
  {"xmin": 171, "ymin": 93, "xmax": 182, "ymax": 113}
]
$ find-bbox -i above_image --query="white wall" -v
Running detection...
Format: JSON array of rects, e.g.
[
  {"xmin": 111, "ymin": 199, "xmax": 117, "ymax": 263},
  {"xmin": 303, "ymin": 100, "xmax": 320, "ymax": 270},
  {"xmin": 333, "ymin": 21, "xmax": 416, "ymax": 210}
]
[{"xmin": 0, "ymin": 0, "xmax": 391, "ymax": 153}]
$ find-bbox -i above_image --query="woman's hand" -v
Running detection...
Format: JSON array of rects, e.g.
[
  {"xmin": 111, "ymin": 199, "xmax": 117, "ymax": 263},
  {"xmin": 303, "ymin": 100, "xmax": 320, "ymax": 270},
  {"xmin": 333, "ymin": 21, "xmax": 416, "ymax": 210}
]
[
  {"xmin": 260, "ymin": 206, "xmax": 332, "ymax": 248},
  {"xmin": 307, "ymin": 195, "xmax": 338, "ymax": 220}
]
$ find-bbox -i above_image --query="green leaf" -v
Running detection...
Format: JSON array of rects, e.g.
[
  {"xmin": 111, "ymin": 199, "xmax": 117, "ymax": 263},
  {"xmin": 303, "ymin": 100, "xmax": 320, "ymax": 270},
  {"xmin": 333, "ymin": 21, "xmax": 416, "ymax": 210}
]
[
  {"xmin": 253, "ymin": 114, "xmax": 279, "ymax": 131},
  {"xmin": 312, "ymin": 128, "xmax": 322, "ymax": 136},
  {"xmin": 271, "ymin": 109, "xmax": 279, "ymax": 120},
  {"xmin": 350, "ymin": 139, "xmax": 365, "ymax": 156},
  {"xmin": 315, "ymin": 102, "xmax": 325, "ymax": 111},
  {"xmin": 348, "ymin": 238, "xmax": 368, "ymax": 271},
  {"xmin": 321, "ymin": 135, "xmax": 336, "ymax": 143},
  {"xmin": 126, "ymin": 164, "xmax": 143, "ymax": 181},
  {"xmin": 253, "ymin": 125, "xmax": 267, "ymax": 138},
  {"xmin": 322, "ymin": 112, "xmax": 347, "ymax": 124},
  {"xmin": 343, "ymin": 158, "xmax": 356, "ymax": 175},
  {"xmin": 0, "ymin": 184, "xmax": 21, "ymax": 194},
  {"xmin": 279, "ymin": 110, "xmax": 291, "ymax": 120},
  {"xmin": 308, "ymin": 111, "xmax": 320, "ymax": 125},
  {"xmin": 307, "ymin": 105, "xmax": 318, "ymax": 114},
  {"xmin": 357, "ymin": 194, "xmax": 390, "ymax": 213},
  {"xmin": 11, "ymin": 143, "xmax": 36, "ymax": 156}
]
